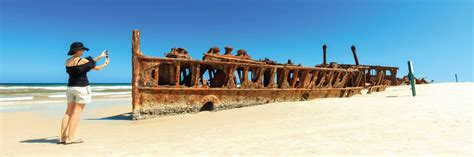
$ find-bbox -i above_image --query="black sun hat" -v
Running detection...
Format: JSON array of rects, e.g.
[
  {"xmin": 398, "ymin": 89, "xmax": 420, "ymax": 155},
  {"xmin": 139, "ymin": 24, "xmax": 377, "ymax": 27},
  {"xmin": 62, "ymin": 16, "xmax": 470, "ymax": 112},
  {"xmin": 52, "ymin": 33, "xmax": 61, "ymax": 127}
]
[{"xmin": 68, "ymin": 42, "xmax": 89, "ymax": 55}]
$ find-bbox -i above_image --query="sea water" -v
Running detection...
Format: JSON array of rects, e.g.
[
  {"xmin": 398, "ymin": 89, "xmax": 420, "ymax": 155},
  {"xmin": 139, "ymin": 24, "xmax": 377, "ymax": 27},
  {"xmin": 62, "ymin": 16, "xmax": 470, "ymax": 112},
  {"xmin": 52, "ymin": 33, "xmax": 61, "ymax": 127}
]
[{"xmin": 0, "ymin": 83, "xmax": 131, "ymax": 104}]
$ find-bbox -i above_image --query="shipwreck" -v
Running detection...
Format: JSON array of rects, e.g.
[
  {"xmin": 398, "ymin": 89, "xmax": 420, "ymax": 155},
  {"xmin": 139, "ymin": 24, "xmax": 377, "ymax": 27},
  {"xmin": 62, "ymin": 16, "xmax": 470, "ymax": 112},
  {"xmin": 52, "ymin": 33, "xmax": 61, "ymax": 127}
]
[{"xmin": 131, "ymin": 30, "xmax": 399, "ymax": 120}]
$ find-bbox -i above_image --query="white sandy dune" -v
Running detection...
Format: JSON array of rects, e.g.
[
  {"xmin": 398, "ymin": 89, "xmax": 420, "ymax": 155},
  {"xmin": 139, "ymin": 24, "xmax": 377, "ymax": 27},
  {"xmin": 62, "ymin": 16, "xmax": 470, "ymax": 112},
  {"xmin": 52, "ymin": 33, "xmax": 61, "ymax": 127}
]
[{"xmin": 0, "ymin": 83, "xmax": 473, "ymax": 156}]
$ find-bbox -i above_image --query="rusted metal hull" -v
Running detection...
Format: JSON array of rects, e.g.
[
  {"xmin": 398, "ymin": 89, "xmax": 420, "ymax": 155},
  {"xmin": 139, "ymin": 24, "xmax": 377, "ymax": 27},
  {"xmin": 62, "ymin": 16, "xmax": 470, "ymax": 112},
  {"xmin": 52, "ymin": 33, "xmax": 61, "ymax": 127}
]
[
  {"xmin": 132, "ymin": 55, "xmax": 366, "ymax": 120},
  {"xmin": 133, "ymin": 87, "xmax": 363, "ymax": 120},
  {"xmin": 131, "ymin": 29, "xmax": 398, "ymax": 120}
]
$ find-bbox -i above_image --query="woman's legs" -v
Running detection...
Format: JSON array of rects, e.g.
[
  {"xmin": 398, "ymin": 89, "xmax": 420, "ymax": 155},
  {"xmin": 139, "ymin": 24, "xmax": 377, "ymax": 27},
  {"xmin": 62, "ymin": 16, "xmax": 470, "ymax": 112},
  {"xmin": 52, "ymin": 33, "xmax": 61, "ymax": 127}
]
[
  {"xmin": 67, "ymin": 103, "xmax": 85, "ymax": 141},
  {"xmin": 60, "ymin": 102, "xmax": 75, "ymax": 141}
]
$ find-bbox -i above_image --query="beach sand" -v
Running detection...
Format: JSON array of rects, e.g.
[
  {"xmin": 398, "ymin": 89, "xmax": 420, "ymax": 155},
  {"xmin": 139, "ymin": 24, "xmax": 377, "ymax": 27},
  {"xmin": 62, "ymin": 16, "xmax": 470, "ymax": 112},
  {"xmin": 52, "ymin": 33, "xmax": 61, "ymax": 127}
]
[{"xmin": 1, "ymin": 83, "xmax": 472, "ymax": 156}]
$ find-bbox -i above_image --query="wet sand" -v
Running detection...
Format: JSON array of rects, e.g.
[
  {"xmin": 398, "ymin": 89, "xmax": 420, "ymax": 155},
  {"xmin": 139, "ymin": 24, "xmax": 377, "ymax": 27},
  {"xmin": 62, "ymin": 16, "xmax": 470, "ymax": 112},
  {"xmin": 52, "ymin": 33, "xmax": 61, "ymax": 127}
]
[{"xmin": 0, "ymin": 83, "xmax": 472, "ymax": 156}]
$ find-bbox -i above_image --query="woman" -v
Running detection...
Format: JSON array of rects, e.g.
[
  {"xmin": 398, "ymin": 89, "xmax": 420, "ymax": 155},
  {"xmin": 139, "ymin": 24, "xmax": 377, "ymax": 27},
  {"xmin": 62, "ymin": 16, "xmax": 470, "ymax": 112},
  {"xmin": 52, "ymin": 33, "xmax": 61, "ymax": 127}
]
[{"xmin": 60, "ymin": 42, "xmax": 109, "ymax": 145}]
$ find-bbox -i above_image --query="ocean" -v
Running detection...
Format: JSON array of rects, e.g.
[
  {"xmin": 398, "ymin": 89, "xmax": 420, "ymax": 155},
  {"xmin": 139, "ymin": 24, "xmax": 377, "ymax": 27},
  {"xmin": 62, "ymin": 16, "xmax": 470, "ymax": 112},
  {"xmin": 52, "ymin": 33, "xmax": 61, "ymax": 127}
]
[{"xmin": 0, "ymin": 83, "xmax": 131, "ymax": 104}]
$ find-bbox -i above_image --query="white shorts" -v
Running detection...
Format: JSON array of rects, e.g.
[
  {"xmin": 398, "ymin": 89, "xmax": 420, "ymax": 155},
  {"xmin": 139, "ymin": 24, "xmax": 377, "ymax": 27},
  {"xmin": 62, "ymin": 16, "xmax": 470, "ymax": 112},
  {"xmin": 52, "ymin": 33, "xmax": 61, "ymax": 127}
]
[{"xmin": 66, "ymin": 86, "xmax": 92, "ymax": 104}]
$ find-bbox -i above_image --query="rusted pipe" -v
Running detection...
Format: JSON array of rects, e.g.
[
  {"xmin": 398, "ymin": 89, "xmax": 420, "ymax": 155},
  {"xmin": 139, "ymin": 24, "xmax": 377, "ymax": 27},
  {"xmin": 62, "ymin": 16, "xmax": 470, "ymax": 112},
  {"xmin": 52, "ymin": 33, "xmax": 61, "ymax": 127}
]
[
  {"xmin": 322, "ymin": 45, "xmax": 327, "ymax": 66},
  {"xmin": 351, "ymin": 45, "xmax": 360, "ymax": 66}
]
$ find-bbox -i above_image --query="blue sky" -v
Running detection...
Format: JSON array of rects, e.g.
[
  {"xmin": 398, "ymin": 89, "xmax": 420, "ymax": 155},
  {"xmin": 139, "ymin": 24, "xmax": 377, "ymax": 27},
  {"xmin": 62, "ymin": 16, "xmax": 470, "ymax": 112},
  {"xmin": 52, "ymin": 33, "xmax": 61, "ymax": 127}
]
[{"xmin": 0, "ymin": 0, "xmax": 472, "ymax": 83}]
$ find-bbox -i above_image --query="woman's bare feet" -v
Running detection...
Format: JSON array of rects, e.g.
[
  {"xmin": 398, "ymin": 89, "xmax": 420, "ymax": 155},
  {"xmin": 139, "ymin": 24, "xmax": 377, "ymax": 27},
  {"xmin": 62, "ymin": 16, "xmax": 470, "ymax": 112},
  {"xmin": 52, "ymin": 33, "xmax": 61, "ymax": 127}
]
[
  {"xmin": 64, "ymin": 137, "xmax": 83, "ymax": 145},
  {"xmin": 58, "ymin": 135, "xmax": 67, "ymax": 144}
]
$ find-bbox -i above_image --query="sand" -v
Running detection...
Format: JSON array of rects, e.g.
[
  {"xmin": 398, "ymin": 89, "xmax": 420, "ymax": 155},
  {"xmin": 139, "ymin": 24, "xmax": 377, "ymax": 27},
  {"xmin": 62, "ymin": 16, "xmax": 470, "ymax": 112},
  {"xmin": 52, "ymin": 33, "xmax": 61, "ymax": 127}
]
[{"xmin": 0, "ymin": 83, "xmax": 472, "ymax": 156}]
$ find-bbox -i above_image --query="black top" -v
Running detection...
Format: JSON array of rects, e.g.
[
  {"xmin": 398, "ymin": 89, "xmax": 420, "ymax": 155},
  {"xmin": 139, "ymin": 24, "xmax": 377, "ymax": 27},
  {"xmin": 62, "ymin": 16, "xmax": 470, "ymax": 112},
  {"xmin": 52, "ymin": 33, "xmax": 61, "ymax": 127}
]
[{"xmin": 66, "ymin": 56, "xmax": 96, "ymax": 87}]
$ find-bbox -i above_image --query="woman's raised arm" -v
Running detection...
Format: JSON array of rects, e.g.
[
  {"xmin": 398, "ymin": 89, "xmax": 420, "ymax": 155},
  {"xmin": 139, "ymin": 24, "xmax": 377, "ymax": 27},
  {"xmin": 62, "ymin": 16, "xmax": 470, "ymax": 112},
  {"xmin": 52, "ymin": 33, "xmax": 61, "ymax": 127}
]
[{"xmin": 93, "ymin": 58, "xmax": 109, "ymax": 71}]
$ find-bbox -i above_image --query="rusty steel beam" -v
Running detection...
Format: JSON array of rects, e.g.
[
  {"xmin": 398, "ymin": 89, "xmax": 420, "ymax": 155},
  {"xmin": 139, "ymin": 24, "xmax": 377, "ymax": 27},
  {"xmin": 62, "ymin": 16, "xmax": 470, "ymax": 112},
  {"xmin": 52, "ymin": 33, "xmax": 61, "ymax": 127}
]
[{"xmin": 132, "ymin": 29, "xmax": 141, "ymax": 111}]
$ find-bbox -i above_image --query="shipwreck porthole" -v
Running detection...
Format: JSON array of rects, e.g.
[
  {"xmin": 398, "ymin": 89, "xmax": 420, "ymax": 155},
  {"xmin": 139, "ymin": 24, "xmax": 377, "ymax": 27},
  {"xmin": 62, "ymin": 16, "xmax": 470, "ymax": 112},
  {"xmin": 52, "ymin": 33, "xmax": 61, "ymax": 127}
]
[
  {"xmin": 301, "ymin": 93, "xmax": 310, "ymax": 101},
  {"xmin": 199, "ymin": 102, "xmax": 214, "ymax": 112}
]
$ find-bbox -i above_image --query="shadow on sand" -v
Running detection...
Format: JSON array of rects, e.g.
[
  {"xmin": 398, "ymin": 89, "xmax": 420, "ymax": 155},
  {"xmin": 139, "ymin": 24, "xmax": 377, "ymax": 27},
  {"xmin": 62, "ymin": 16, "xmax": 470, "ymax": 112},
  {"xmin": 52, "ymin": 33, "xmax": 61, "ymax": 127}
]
[
  {"xmin": 20, "ymin": 136, "xmax": 60, "ymax": 144},
  {"xmin": 84, "ymin": 112, "xmax": 132, "ymax": 121}
]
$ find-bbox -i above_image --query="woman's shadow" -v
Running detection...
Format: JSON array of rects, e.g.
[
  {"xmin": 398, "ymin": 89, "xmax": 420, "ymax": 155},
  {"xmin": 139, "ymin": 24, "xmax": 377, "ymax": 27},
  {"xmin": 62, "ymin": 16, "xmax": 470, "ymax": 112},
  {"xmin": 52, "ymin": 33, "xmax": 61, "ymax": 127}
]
[
  {"xmin": 20, "ymin": 136, "xmax": 60, "ymax": 144},
  {"xmin": 84, "ymin": 112, "xmax": 132, "ymax": 121},
  {"xmin": 20, "ymin": 112, "xmax": 132, "ymax": 144}
]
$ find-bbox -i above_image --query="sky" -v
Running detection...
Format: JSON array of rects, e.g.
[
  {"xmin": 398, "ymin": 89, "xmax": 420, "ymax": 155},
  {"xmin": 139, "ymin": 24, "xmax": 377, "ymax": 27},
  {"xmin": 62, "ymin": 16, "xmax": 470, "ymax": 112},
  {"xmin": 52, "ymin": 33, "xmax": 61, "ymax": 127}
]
[{"xmin": 0, "ymin": 0, "xmax": 472, "ymax": 83}]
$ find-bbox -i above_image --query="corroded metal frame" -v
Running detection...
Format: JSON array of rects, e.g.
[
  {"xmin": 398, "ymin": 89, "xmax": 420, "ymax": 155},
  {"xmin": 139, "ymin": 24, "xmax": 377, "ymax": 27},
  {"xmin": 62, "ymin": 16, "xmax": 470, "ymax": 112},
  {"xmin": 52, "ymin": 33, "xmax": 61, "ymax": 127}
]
[{"xmin": 131, "ymin": 30, "xmax": 395, "ymax": 120}]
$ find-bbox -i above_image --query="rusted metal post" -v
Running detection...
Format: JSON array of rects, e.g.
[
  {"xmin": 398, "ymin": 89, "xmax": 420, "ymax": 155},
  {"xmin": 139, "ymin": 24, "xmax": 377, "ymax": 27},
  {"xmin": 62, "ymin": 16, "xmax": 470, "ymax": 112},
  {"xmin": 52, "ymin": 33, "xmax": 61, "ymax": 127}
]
[
  {"xmin": 390, "ymin": 69, "xmax": 398, "ymax": 86},
  {"xmin": 351, "ymin": 45, "xmax": 360, "ymax": 66},
  {"xmin": 281, "ymin": 69, "xmax": 289, "ymax": 88},
  {"xmin": 268, "ymin": 68, "xmax": 277, "ymax": 88},
  {"xmin": 322, "ymin": 45, "xmax": 327, "ymax": 66},
  {"xmin": 175, "ymin": 63, "xmax": 180, "ymax": 87},
  {"xmin": 132, "ymin": 29, "xmax": 141, "ymax": 110},
  {"xmin": 290, "ymin": 70, "xmax": 299, "ymax": 88},
  {"xmin": 193, "ymin": 64, "xmax": 200, "ymax": 88},
  {"xmin": 153, "ymin": 66, "xmax": 159, "ymax": 87},
  {"xmin": 241, "ymin": 67, "xmax": 249, "ymax": 88},
  {"xmin": 408, "ymin": 61, "xmax": 416, "ymax": 97},
  {"xmin": 298, "ymin": 70, "xmax": 309, "ymax": 88}
]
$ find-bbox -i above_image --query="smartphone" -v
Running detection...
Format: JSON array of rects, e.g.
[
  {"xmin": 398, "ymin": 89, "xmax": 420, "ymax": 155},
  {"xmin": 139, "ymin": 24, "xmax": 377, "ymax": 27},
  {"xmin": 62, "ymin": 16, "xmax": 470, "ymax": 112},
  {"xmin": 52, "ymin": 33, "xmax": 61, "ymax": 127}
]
[{"xmin": 105, "ymin": 50, "xmax": 109, "ymax": 58}]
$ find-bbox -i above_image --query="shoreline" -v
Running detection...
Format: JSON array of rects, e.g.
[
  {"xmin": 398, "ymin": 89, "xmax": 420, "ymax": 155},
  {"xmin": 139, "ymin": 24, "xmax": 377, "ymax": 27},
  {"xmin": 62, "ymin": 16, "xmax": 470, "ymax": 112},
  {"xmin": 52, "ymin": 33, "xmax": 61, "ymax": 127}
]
[{"xmin": 0, "ymin": 83, "xmax": 132, "ymax": 105}]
